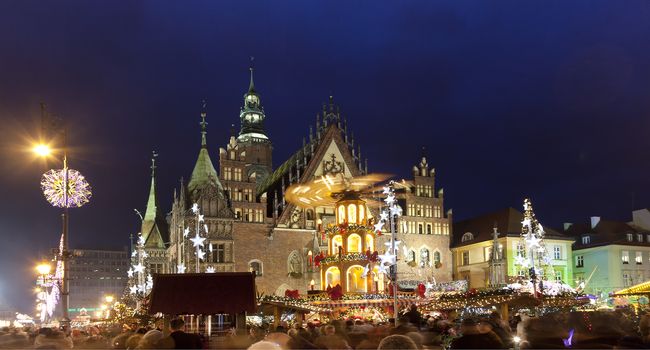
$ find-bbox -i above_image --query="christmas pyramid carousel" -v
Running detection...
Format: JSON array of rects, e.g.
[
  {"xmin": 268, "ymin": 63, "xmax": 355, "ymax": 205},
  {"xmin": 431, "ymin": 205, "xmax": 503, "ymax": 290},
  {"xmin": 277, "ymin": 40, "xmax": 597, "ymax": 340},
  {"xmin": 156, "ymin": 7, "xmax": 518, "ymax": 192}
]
[{"xmin": 272, "ymin": 173, "xmax": 426, "ymax": 321}]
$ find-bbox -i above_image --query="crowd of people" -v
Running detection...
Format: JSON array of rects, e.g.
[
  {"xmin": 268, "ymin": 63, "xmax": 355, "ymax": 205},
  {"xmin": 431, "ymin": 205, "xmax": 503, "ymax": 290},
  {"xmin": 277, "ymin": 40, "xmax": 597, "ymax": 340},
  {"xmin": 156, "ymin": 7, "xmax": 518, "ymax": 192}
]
[{"xmin": 2, "ymin": 306, "xmax": 650, "ymax": 349}]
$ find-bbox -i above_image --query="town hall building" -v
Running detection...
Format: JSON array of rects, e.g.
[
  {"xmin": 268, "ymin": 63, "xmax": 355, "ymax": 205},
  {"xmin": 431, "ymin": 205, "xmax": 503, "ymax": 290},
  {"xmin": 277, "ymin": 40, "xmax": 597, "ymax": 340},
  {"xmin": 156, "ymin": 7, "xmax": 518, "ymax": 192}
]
[{"xmin": 136, "ymin": 67, "xmax": 454, "ymax": 295}]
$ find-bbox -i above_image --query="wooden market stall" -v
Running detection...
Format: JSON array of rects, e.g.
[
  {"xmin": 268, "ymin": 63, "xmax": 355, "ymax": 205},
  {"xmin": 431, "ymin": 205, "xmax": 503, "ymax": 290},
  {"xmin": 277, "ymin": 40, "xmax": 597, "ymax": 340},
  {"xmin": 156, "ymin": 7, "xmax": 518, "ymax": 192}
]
[{"xmin": 149, "ymin": 272, "xmax": 256, "ymax": 337}]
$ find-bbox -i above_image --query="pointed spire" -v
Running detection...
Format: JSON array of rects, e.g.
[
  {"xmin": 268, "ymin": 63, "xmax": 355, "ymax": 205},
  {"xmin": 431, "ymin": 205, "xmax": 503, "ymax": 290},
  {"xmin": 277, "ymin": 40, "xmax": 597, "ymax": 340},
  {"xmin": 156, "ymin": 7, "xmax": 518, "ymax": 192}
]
[
  {"xmin": 143, "ymin": 151, "xmax": 159, "ymax": 223},
  {"xmin": 248, "ymin": 57, "xmax": 256, "ymax": 93},
  {"xmin": 200, "ymin": 99, "xmax": 208, "ymax": 148}
]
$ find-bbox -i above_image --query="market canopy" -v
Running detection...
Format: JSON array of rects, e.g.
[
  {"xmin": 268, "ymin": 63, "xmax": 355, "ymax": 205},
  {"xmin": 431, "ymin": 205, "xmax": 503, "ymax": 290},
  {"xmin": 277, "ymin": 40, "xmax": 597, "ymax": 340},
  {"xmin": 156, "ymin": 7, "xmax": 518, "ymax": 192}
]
[
  {"xmin": 149, "ymin": 273, "xmax": 256, "ymax": 315},
  {"xmin": 613, "ymin": 280, "xmax": 650, "ymax": 296}
]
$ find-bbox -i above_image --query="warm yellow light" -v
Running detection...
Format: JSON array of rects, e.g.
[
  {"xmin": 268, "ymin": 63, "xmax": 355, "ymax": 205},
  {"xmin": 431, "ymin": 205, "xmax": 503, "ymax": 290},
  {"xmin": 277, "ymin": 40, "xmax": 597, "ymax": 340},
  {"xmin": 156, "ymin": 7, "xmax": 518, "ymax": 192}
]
[
  {"xmin": 94, "ymin": 311, "xmax": 103, "ymax": 318},
  {"xmin": 100, "ymin": 304, "xmax": 108, "ymax": 310},
  {"xmin": 36, "ymin": 263, "xmax": 51, "ymax": 275},
  {"xmin": 310, "ymin": 279, "xmax": 315, "ymax": 286},
  {"xmin": 104, "ymin": 295, "xmax": 114, "ymax": 303},
  {"xmin": 33, "ymin": 144, "xmax": 52, "ymax": 157}
]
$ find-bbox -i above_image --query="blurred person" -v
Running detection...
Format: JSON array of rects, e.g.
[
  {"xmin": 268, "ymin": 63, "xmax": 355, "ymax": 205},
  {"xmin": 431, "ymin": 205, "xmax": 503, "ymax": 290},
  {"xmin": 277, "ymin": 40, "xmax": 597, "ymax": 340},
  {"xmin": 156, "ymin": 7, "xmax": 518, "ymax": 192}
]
[
  {"xmin": 377, "ymin": 334, "xmax": 418, "ymax": 349},
  {"xmin": 34, "ymin": 328, "xmax": 73, "ymax": 349},
  {"xmin": 125, "ymin": 333, "xmax": 143, "ymax": 350},
  {"xmin": 168, "ymin": 318, "xmax": 202, "ymax": 349},
  {"xmin": 449, "ymin": 318, "xmax": 504, "ymax": 349},
  {"xmin": 248, "ymin": 340, "xmax": 283, "ymax": 350}
]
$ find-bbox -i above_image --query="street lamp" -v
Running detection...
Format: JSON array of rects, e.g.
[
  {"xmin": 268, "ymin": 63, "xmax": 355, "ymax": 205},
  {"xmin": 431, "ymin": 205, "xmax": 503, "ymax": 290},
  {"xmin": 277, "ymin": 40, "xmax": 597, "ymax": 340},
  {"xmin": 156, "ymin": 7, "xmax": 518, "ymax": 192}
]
[
  {"xmin": 104, "ymin": 295, "xmax": 114, "ymax": 304},
  {"xmin": 34, "ymin": 103, "xmax": 92, "ymax": 332},
  {"xmin": 36, "ymin": 263, "xmax": 52, "ymax": 276}
]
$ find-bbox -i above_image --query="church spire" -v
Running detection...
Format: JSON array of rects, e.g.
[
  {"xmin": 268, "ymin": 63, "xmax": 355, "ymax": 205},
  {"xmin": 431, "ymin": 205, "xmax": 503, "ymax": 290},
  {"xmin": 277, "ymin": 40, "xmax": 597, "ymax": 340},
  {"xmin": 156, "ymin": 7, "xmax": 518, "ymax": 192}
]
[
  {"xmin": 188, "ymin": 103, "xmax": 222, "ymax": 195},
  {"xmin": 141, "ymin": 151, "xmax": 168, "ymax": 248},
  {"xmin": 143, "ymin": 151, "xmax": 158, "ymax": 223},
  {"xmin": 248, "ymin": 58, "xmax": 256, "ymax": 93},
  {"xmin": 200, "ymin": 99, "xmax": 208, "ymax": 148}
]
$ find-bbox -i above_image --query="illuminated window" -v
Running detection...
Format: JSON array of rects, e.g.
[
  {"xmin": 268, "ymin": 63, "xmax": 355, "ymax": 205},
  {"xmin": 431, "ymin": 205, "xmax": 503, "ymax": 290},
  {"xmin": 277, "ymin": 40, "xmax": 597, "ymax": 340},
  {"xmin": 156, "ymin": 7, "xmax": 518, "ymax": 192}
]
[
  {"xmin": 331, "ymin": 235, "xmax": 343, "ymax": 254},
  {"xmin": 347, "ymin": 265, "xmax": 367, "ymax": 293},
  {"xmin": 434, "ymin": 251, "xmax": 441, "ymax": 264},
  {"xmin": 553, "ymin": 246, "xmax": 561, "ymax": 260},
  {"xmin": 582, "ymin": 236, "xmax": 590, "ymax": 244},
  {"xmin": 622, "ymin": 251, "xmax": 630, "ymax": 264},
  {"xmin": 462, "ymin": 251, "xmax": 469, "ymax": 266},
  {"xmin": 347, "ymin": 204, "xmax": 357, "ymax": 224},
  {"xmin": 337, "ymin": 205, "xmax": 345, "ymax": 224},
  {"xmin": 461, "ymin": 232, "xmax": 474, "ymax": 242},
  {"xmin": 347, "ymin": 234, "xmax": 362, "ymax": 253},
  {"xmin": 365, "ymin": 234, "xmax": 374, "ymax": 251},
  {"xmin": 636, "ymin": 251, "xmax": 643, "ymax": 264},
  {"xmin": 325, "ymin": 266, "xmax": 340, "ymax": 288},
  {"xmin": 638, "ymin": 234, "xmax": 643, "ymax": 243},
  {"xmin": 359, "ymin": 205, "xmax": 365, "ymax": 223},
  {"xmin": 627, "ymin": 234, "xmax": 633, "ymax": 242}
]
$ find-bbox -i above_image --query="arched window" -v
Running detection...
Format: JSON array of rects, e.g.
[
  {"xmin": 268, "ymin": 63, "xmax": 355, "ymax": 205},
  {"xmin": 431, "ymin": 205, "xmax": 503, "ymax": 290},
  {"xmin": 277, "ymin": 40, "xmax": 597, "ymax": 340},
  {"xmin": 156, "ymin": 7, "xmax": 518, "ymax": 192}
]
[
  {"xmin": 461, "ymin": 232, "xmax": 474, "ymax": 242},
  {"xmin": 408, "ymin": 250, "xmax": 416, "ymax": 262},
  {"xmin": 347, "ymin": 265, "xmax": 367, "ymax": 293},
  {"xmin": 306, "ymin": 209, "xmax": 314, "ymax": 221},
  {"xmin": 433, "ymin": 251, "xmax": 441, "ymax": 265},
  {"xmin": 331, "ymin": 235, "xmax": 343, "ymax": 255},
  {"xmin": 365, "ymin": 234, "xmax": 374, "ymax": 251},
  {"xmin": 338, "ymin": 205, "xmax": 345, "ymax": 224},
  {"xmin": 348, "ymin": 204, "xmax": 357, "ymax": 224},
  {"xmin": 420, "ymin": 248, "xmax": 430, "ymax": 267},
  {"xmin": 248, "ymin": 260, "xmax": 263, "ymax": 276},
  {"xmin": 325, "ymin": 266, "xmax": 340, "ymax": 288},
  {"xmin": 359, "ymin": 205, "xmax": 365, "ymax": 223},
  {"xmin": 347, "ymin": 234, "xmax": 362, "ymax": 253}
]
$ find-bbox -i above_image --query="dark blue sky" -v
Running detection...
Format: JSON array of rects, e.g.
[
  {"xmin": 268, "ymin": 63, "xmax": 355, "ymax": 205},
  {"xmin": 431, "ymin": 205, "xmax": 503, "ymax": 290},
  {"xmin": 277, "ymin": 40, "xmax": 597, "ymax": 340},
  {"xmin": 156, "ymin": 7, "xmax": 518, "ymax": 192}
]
[{"xmin": 1, "ymin": 1, "xmax": 650, "ymax": 310}]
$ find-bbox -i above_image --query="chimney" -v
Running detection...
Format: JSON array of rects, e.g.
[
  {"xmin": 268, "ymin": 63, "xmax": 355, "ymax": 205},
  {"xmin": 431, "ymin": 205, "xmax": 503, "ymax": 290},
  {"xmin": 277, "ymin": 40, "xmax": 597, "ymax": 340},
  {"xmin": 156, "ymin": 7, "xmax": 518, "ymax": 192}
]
[
  {"xmin": 590, "ymin": 216, "xmax": 601, "ymax": 229},
  {"xmin": 563, "ymin": 223, "xmax": 573, "ymax": 231}
]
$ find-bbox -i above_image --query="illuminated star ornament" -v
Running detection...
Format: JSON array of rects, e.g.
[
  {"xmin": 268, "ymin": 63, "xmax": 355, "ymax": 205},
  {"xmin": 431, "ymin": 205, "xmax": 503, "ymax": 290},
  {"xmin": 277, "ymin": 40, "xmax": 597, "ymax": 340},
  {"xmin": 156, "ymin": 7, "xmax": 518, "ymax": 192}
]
[
  {"xmin": 177, "ymin": 263, "xmax": 186, "ymax": 273},
  {"xmin": 183, "ymin": 227, "xmax": 190, "ymax": 237},
  {"xmin": 40, "ymin": 168, "xmax": 92, "ymax": 208},
  {"xmin": 133, "ymin": 263, "xmax": 145, "ymax": 273},
  {"xmin": 129, "ymin": 285, "xmax": 139, "ymax": 295},
  {"xmin": 190, "ymin": 234, "xmax": 206, "ymax": 247}
]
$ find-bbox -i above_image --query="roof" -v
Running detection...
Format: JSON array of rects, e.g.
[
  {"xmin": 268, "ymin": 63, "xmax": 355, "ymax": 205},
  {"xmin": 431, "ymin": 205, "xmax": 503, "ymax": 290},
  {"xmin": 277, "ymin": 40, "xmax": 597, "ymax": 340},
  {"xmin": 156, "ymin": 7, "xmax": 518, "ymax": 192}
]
[
  {"xmin": 564, "ymin": 219, "xmax": 650, "ymax": 250},
  {"xmin": 149, "ymin": 273, "xmax": 256, "ymax": 315},
  {"xmin": 142, "ymin": 175, "xmax": 169, "ymax": 248},
  {"xmin": 613, "ymin": 280, "xmax": 650, "ymax": 296},
  {"xmin": 187, "ymin": 147, "xmax": 224, "ymax": 194},
  {"xmin": 452, "ymin": 207, "xmax": 571, "ymax": 248}
]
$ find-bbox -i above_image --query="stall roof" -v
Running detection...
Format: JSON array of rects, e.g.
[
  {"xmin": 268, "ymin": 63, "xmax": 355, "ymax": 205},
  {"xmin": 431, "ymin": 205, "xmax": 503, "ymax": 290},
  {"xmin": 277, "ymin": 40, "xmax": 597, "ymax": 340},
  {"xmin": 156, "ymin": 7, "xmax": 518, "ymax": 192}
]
[
  {"xmin": 613, "ymin": 280, "xmax": 650, "ymax": 296},
  {"xmin": 149, "ymin": 273, "xmax": 256, "ymax": 315}
]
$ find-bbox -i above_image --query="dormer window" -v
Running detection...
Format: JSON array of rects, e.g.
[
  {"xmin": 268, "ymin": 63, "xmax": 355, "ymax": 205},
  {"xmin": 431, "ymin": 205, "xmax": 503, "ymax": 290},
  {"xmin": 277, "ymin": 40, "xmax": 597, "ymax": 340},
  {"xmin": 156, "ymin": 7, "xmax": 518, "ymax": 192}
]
[
  {"xmin": 461, "ymin": 232, "xmax": 474, "ymax": 243},
  {"xmin": 582, "ymin": 235, "xmax": 590, "ymax": 245},
  {"xmin": 627, "ymin": 233, "xmax": 633, "ymax": 242}
]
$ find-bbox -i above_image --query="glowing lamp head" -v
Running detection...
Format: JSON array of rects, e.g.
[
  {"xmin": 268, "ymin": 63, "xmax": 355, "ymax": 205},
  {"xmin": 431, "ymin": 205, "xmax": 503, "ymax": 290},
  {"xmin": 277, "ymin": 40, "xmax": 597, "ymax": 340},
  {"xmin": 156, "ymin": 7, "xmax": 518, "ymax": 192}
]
[
  {"xmin": 310, "ymin": 279, "xmax": 315, "ymax": 286},
  {"xmin": 104, "ymin": 295, "xmax": 114, "ymax": 303},
  {"xmin": 513, "ymin": 336, "xmax": 521, "ymax": 344},
  {"xmin": 33, "ymin": 144, "xmax": 52, "ymax": 157},
  {"xmin": 36, "ymin": 263, "xmax": 51, "ymax": 275},
  {"xmin": 100, "ymin": 304, "xmax": 108, "ymax": 310}
]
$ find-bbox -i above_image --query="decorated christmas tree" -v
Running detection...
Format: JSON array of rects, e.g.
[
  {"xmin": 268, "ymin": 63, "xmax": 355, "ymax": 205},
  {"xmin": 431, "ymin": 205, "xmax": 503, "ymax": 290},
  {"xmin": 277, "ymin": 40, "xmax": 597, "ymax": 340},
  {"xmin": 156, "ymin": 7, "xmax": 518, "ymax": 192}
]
[{"xmin": 514, "ymin": 198, "xmax": 553, "ymax": 291}]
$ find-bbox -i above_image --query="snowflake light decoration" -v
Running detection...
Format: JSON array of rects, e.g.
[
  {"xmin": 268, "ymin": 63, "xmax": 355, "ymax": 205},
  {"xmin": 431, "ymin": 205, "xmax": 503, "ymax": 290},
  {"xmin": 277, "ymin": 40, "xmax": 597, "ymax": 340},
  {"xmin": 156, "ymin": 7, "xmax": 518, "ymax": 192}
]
[{"xmin": 40, "ymin": 168, "xmax": 92, "ymax": 208}]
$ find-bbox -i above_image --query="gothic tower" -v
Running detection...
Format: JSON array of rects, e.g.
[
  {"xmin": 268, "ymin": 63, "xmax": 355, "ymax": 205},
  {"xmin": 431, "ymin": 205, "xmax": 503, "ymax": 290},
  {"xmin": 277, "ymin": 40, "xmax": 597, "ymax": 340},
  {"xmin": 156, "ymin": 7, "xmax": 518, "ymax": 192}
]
[{"xmin": 236, "ymin": 66, "xmax": 273, "ymax": 185}]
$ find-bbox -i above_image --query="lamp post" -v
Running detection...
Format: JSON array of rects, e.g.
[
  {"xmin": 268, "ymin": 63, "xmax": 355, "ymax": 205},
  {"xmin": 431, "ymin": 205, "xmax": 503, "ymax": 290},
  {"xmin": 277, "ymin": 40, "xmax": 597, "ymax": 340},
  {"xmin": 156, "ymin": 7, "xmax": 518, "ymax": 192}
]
[
  {"xmin": 35, "ymin": 103, "xmax": 91, "ymax": 332},
  {"xmin": 35, "ymin": 263, "xmax": 52, "ymax": 324}
]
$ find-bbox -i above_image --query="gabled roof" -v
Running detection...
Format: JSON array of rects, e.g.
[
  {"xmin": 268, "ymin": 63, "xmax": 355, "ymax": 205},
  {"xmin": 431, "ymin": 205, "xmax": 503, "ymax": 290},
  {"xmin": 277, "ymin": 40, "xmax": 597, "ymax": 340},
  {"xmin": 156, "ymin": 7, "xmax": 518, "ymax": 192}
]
[
  {"xmin": 564, "ymin": 219, "xmax": 650, "ymax": 250},
  {"xmin": 452, "ymin": 207, "xmax": 570, "ymax": 248}
]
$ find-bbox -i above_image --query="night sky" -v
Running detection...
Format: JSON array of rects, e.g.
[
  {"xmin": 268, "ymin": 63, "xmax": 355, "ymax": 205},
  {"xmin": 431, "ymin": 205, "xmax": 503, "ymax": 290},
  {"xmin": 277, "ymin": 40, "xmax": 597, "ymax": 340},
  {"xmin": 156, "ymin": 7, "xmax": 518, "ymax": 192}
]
[{"xmin": 1, "ymin": 1, "xmax": 650, "ymax": 311}]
